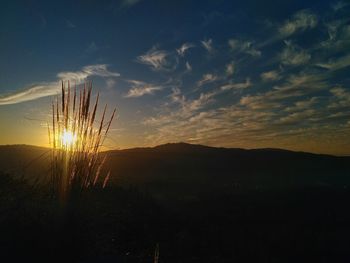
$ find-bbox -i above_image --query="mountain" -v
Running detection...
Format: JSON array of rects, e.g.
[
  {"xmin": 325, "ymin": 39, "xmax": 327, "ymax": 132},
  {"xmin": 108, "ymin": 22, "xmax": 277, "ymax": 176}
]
[
  {"xmin": 1, "ymin": 143, "xmax": 350, "ymax": 262},
  {"xmin": 0, "ymin": 144, "xmax": 49, "ymax": 177},
  {"xmin": 1, "ymin": 143, "xmax": 348, "ymax": 200},
  {"xmin": 104, "ymin": 143, "xmax": 350, "ymax": 198}
]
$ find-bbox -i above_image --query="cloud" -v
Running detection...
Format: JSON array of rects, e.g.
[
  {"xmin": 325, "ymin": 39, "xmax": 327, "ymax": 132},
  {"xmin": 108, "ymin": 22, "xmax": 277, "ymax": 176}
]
[
  {"xmin": 124, "ymin": 80, "xmax": 162, "ymax": 98},
  {"xmin": 176, "ymin": 43, "xmax": 195, "ymax": 56},
  {"xmin": 260, "ymin": 70, "xmax": 280, "ymax": 82},
  {"xmin": 278, "ymin": 109, "xmax": 316, "ymax": 124},
  {"xmin": 0, "ymin": 83, "xmax": 60, "ymax": 106},
  {"xmin": 285, "ymin": 97, "xmax": 318, "ymax": 112},
  {"xmin": 186, "ymin": 92, "xmax": 217, "ymax": 112},
  {"xmin": 141, "ymin": 71, "xmax": 348, "ymax": 153},
  {"xmin": 228, "ymin": 39, "xmax": 261, "ymax": 57},
  {"xmin": 197, "ymin": 73, "xmax": 218, "ymax": 87},
  {"xmin": 279, "ymin": 9, "xmax": 318, "ymax": 36},
  {"xmin": 331, "ymin": 1, "xmax": 349, "ymax": 11},
  {"xmin": 328, "ymin": 86, "xmax": 350, "ymax": 109},
  {"xmin": 106, "ymin": 79, "xmax": 116, "ymax": 90},
  {"xmin": 0, "ymin": 64, "xmax": 120, "ymax": 105},
  {"xmin": 318, "ymin": 20, "xmax": 350, "ymax": 52},
  {"xmin": 185, "ymin": 61, "xmax": 192, "ymax": 72},
  {"xmin": 315, "ymin": 54, "xmax": 350, "ymax": 71},
  {"xmin": 239, "ymin": 94, "xmax": 281, "ymax": 110},
  {"xmin": 225, "ymin": 62, "xmax": 235, "ymax": 75},
  {"xmin": 58, "ymin": 64, "xmax": 120, "ymax": 81},
  {"xmin": 142, "ymin": 91, "xmax": 280, "ymax": 147},
  {"xmin": 220, "ymin": 79, "xmax": 251, "ymax": 91},
  {"xmin": 325, "ymin": 20, "xmax": 341, "ymax": 41},
  {"xmin": 239, "ymin": 72, "xmax": 327, "ymax": 110},
  {"xmin": 137, "ymin": 46, "xmax": 178, "ymax": 71},
  {"xmin": 201, "ymin": 38, "xmax": 214, "ymax": 53},
  {"xmin": 169, "ymin": 87, "xmax": 185, "ymax": 105},
  {"xmin": 330, "ymin": 86, "xmax": 350, "ymax": 98},
  {"xmin": 280, "ymin": 41, "xmax": 310, "ymax": 66},
  {"xmin": 144, "ymin": 89, "xmax": 217, "ymax": 127}
]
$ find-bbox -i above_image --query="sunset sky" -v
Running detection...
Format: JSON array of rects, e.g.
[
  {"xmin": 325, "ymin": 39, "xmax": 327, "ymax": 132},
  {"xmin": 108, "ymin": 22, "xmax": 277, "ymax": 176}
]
[{"xmin": 0, "ymin": 0, "xmax": 349, "ymax": 155}]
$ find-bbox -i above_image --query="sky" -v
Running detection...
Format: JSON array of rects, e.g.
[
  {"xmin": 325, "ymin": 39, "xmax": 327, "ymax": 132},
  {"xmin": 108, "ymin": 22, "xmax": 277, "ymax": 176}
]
[{"xmin": 0, "ymin": 0, "xmax": 350, "ymax": 155}]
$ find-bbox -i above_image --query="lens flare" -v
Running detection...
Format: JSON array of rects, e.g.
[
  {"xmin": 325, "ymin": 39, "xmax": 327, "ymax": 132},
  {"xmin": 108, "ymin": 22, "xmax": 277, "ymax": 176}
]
[{"xmin": 61, "ymin": 129, "xmax": 77, "ymax": 148}]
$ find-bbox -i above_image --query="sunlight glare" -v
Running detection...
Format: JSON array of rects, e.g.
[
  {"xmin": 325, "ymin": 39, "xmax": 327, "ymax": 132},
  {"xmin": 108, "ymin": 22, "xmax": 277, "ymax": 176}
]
[{"xmin": 61, "ymin": 129, "xmax": 77, "ymax": 148}]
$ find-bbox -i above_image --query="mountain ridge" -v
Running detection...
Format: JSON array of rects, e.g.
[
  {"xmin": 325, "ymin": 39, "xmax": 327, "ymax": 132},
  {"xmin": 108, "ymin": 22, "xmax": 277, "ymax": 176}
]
[{"xmin": 0, "ymin": 142, "xmax": 348, "ymax": 158}]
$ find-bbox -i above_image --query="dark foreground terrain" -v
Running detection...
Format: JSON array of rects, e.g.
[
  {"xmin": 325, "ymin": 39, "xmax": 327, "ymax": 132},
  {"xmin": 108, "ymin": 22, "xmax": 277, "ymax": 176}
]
[{"xmin": 0, "ymin": 143, "xmax": 350, "ymax": 262}]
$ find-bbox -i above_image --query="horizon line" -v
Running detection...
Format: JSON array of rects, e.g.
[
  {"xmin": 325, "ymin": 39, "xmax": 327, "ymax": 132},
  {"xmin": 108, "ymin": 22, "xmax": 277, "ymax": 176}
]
[{"xmin": 0, "ymin": 142, "xmax": 349, "ymax": 157}]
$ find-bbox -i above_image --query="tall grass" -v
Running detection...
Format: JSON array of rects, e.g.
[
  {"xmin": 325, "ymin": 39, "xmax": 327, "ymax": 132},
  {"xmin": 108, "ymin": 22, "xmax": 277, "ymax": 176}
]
[{"xmin": 48, "ymin": 81, "xmax": 116, "ymax": 201}]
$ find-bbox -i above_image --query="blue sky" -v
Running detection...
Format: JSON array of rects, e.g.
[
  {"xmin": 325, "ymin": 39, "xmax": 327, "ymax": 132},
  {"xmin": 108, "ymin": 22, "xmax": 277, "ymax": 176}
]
[{"xmin": 0, "ymin": 0, "xmax": 350, "ymax": 154}]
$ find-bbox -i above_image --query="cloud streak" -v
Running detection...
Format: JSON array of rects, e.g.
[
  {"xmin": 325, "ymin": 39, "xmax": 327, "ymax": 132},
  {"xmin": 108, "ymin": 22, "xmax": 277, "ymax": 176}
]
[
  {"xmin": 176, "ymin": 43, "xmax": 195, "ymax": 57},
  {"xmin": 220, "ymin": 79, "xmax": 251, "ymax": 91},
  {"xmin": 137, "ymin": 47, "xmax": 178, "ymax": 71},
  {"xmin": 228, "ymin": 39, "xmax": 261, "ymax": 57},
  {"xmin": 279, "ymin": 9, "xmax": 318, "ymax": 37},
  {"xmin": 261, "ymin": 70, "xmax": 280, "ymax": 82},
  {"xmin": 197, "ymin": 73, "xmax": 218, "ymax": 87},
  {"xmin": 280, "ymin": 41, "xmax": 311, "ymax": 66},
  {"xmin": 124, "ymin": 80, "xmax": 163, "ymax": 98},
  {"xmin": 0, "ymin": 83, "xmax": 60, "ymax": 105},
  {"xmin": 0, "ymin": 64, "xmax": 120, "ymax": 105},
  {"xmin": 201, "ymin": 38, "xmax": 214, "ymax": 53}
]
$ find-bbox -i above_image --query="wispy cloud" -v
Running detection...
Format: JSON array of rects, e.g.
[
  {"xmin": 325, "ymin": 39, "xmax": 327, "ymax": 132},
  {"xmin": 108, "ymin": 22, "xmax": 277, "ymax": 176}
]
[
  {"xmin": 331, "ymin": 1, "xmax": 349, "ymax": 11},
  {"xmin": 279, "ymin": 9, "xmax": 318, "ymax": 37},
  {"xmin": 201, "ymin": 38, "xmax": 214, "ymax": 53},
  {"xmin": 137, "ymin": 46, "xmax": 178, "ymax": 71},
  {"xmin": 197, "ymin": 73, "xmax": 218, "ymax": 87},
  {"xmin": 328, "ymin": 86, "xmax": 350, "ymax": 109},
  {"xmin": 144, "ymin": 89, "xmax": 217, "ymax": 127},
  {"xmin": 315, "ymin": 54, "xmax": 350, "ymax": 71},
  {"xmin": 220, "ymin": 79, "xmax": 251, "ymax": 91},
  {"xmin": 239, "ymin": 72, "xmax": 326, "ymax": 110},
  {"xmin": 124, "ymin": 80, "xmax": 162, "ymax": 98},
  {"xmin": 176, "ymin": 43, "xmax": 195, "ymax": 56},
  {"xmin": 141, "ymin": 67, "xmax": 348, "ymax": 154},
  {"xmin": 261, "ymin": 70, "xmax": 280, "ymax": 82},
  {"xmin": 0, "ymin": 83, "xmax": 60, "ymax": 106},
  {"xmin": 280, "ymin": 40, "xmax": 311, "ymax": 66},
  {"xmin": 169, "ymin": 87, "xmax": 185, "ymax": 105},
  {"xmin": 285, "ymin": 97, "xmax": 318, "ymax": 112},
  {"xmin": 278, "ymin": 109, "xmax": 317, "ymax": 124},
  {"xmin": 225, "ymin": 61, "xmax": 235, "ymax": 75},
  {"xmin": 185, "ymin": 61, "xmax": 192, "ymax": 72},
  {"xmin": 57, "ymin": 64, "xmax": 120, "ymax": 81},
  {"xmin": 228, "ymin": 39, "xmax": 261, "ymax": 57},
  {"xmin": 106, "ymin": 79, "xmax": 116, "ymax": 90},
  {"xmin": 0, "ymin": 64, "xmax": 120, "ymax": 105}
]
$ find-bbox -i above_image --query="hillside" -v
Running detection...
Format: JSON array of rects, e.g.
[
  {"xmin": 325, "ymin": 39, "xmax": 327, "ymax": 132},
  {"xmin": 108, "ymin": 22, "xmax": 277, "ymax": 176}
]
[
  {"xmin": 1, "ymin": 143, "xmax": 350, "ymax": 262},
  {"xmin": 0, "ymin": 143, "xmax": 349, "ymax": 199}
]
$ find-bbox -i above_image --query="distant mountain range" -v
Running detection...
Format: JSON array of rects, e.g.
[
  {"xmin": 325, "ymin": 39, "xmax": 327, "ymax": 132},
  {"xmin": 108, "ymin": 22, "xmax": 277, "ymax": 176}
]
[{"xmin": 1, "ymin": 143, "xmax": 349, "ymax": 199}]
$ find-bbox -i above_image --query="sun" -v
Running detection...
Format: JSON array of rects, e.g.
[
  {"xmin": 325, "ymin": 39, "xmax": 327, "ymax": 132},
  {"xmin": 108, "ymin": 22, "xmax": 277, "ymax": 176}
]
[{"xmin": 61, "ymin": 129, "xmax": 77, "ymax": 148}]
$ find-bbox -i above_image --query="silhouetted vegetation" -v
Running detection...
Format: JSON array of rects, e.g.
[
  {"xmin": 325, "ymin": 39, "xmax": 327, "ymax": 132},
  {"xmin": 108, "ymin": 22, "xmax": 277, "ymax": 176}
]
[{"xmin": 1, "ymin": 144, "xmax": 350, "ymax": 262}]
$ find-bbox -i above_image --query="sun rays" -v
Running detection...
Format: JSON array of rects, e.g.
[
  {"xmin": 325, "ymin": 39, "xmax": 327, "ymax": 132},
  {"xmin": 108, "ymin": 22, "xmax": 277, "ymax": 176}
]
[{"xmin": 48, "ymin": 81, "xmax": 116, "ymax": 200}]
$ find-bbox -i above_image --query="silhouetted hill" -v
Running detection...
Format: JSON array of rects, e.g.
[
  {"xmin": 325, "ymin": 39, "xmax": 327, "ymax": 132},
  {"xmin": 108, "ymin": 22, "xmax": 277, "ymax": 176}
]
[
  {"xmin": 0, "ymin": 145, "xmax": 49, "ymax": 177},
  {"xmin": 100, "ymin": 143, "xmax": 350, "ymax": 200},
  {"xmin": 1, "ymin": 143, "xmax": 349, "ymax": 198},
  {"xmin": 1, "ymin": 143, "xmax": 350, "ymax": 262}
]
